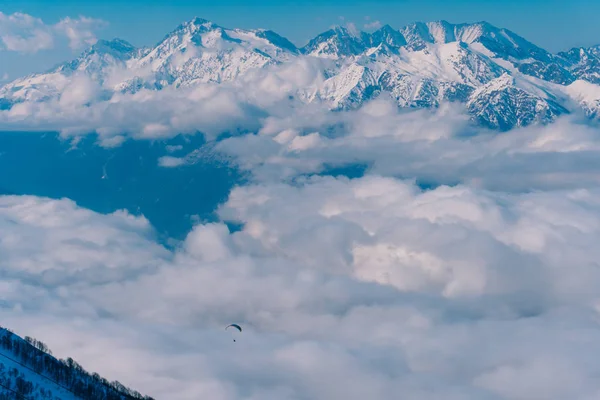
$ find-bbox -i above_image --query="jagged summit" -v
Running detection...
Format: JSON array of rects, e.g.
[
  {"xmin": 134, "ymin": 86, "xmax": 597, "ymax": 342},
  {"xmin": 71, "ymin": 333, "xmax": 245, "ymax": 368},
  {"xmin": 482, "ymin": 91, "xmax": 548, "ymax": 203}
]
[
  {"xmin": 558, "ymin": 45, "xmax": 600, "ymax": 84},
  {"xmin": 400, "ymin": 22, "xmax": 450, "ymax": 50},
  {"xmin": 51, "ymin": 37, "xmax": 139, "ymax": 79},
  {"xmin": 255, "ymin": 29, "xmax": 300, "ymax": 53},
  {"xmin": 397, "ymin": 19, "xmax": 547, "ymax": 58},
  {"xmin": 3, "ymin": 16, "xmax": 600, "ymax": 131},
  {"xmin": 368, "ymin": 24, "xmax": 407, "ymax": 48},
  {"xmin": 156, "ymin": 16, "xmax": 229, "ymax": 47},
  {"xmin": 188, "ymin": 16, "xmax": 213, "ymax": 26},
  {"xmin": 301, "ymin": 25, "xmax": 367, "ymax": 57},
  {"xmin": 89, "ymin": 38, "xmax": 137, "ymax": 54},
  {"xmin": 172, "ymin": 16, "xmax": 221, "ymax": 33},
  {"xmin": 425, "ymin": 20, "xmax": 459, "ymax": 43}
]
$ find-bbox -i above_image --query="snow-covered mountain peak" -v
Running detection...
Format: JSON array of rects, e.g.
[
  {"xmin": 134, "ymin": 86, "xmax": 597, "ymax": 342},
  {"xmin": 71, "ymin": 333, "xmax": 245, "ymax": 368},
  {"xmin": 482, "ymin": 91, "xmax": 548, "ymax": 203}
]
[
  {"xmin": 156, "ymin": 16, "xmax": 232, "ymax": 50},
  {"xmin": 368, "ymin": 24, "xmax": 407, "ymax": 48},
  {"xmin": 301, "ymin": 25, "xmax": 367, "ymax": 58},
  {"xmin": 112, "ymin": 16, "xmax": 301, "ymax": 90},
  {"xmin": 400, "ymin": 22, "xmax": 435, "ymax": 50},
  {"xmin": 458, "ymin": 23, "xmax": 551, "ymax": 62},
  {"xmin": 151, "ymin": 17, "xmax": 299, "ymax": 55},
  {"xmin": 559, "ymin": 45, "xmax": 600, "ymax": 66},
  {"xmin": 397, "ymin": 20, "xmax": 548, "ymax": 60},
  {"xmin": 48, "ymin": 38, "xmax": 139, "ymax": 80},
  {"xmin": 333, "ymin": 24, "xmax": 362, "ymax": 38},
  {"xmin": 87, "ymin": 38, "xmax": 137, "ymax": 56},
  {"xmin": 5, "ymin": 17, "xmax": 600, "ymax": 130},
  {"xmin": 172, "ymin": 16, "xmax": 221, "ymax": 35},
  {"xmin": 398, "ymin": 20, "xmax": 489, "ymax": 49},
  {"xmin": 253, "ymin": 29, "xmax": 299, "ymax": 53},
  {"xmin": 425, "ymin": 20, "xmax": 457, "ymax": 43},
  {"xmin": 452, "ymin": 21, "xmax": 493, "ymax": 43},
  {"xmin": 557, "ymin": 45, "xmax": 600, "ymax": 85}
]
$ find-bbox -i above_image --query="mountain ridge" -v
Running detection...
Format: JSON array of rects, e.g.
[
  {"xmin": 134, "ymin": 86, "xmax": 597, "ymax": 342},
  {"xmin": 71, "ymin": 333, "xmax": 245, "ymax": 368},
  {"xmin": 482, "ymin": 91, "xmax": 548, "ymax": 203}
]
[
  {"xmin": 0, "ymin": 326, "xmax": 153, "ymax": 400},
  {"xmin": 2, "ymin": 16, "xmax": 600, "ymax": 131}
]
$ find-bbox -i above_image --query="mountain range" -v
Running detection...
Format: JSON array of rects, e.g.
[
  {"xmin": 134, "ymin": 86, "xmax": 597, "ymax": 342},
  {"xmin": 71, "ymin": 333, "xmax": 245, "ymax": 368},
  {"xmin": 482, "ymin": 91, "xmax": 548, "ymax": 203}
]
[{"xmin": 2, "ymin": 17, "xmax": 600, "ymax": 130}]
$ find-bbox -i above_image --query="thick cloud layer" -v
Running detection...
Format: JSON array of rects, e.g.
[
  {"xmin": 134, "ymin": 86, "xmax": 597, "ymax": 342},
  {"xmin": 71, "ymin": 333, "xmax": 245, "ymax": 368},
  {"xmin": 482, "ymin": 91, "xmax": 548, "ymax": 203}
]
[
  {"xmin": 3, "ymin": 51, "xmax": 600, "ymax": 195},
  {"xmin": 0, "ymin": 56, "xmax": 332, "ymax": 141},
  {"xmin": 3, "ymin": 173, "xmax": 600, "ymax": 399},
  {"xmin": 3, "ymin": 28, "xmax": 600, "ymax": 398},
  {"xmin": 188, "ymin": 95, "xmax": 600, "ymax": 194},
  {"xmin": 5, "ymin": 60, "xmax": 583, "ymax": 194}
]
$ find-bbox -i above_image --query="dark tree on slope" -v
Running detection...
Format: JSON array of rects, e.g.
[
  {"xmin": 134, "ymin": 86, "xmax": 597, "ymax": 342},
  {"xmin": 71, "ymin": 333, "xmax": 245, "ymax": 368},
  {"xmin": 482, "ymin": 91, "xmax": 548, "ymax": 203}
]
[{"xmin": 0, "ymin": 327, "xmax": 154, "ymax": 400}]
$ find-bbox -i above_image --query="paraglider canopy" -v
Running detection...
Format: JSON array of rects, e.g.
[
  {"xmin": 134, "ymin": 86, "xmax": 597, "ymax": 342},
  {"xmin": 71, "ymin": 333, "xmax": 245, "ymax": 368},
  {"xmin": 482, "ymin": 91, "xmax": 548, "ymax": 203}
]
[
  {"xmin": 226, "ymin": 323, "xmax": 242, "ymax": 332},
  {"xmin": 226, "ymin": 324, "xmax": 242, "ymax": 342}
]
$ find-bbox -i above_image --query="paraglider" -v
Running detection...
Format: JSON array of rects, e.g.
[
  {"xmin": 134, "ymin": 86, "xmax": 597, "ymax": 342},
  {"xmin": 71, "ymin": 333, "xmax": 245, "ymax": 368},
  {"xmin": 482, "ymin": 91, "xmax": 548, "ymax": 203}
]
[{"xmin": 226, "ymin": 324, "xmax": 242, "ymax": 342}]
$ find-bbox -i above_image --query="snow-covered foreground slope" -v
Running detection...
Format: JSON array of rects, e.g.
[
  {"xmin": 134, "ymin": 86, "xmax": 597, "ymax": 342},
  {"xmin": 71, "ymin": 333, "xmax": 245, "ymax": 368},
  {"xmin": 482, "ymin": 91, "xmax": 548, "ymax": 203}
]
[
  {"xmin": 0, "ymin": 327, "xmax": 152, "ymax": 400},
  {"xmin": 2, "ymin": 17, "xmax": 600, "ymax": 131}
]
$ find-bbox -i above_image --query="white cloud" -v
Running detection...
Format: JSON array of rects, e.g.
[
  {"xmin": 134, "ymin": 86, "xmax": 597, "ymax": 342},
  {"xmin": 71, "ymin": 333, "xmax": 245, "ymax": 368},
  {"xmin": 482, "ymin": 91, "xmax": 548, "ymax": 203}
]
[
  {"xmin": 204, "ymin": 95, "xmax": 600, "ymax": 194},
  {"xmin": 0, "ymin": 12, "xmax": 106, "ymax": 53},
  {"xmin": 0, "ymin": 12, "xmax": 54, "ymax": 53},
  {"xmin": 0, "ymin": 81, "xmax": 262, "ymax": 141},
  {"xmin": 0, "ymin": 57, "xmax": 331, "ymax": 142},
  {"xmin": 166, "ymin": 144, "xmax": 184, "ymax": 153},
  {"xmin": 364, "ymin": 20, "xmax": 383, "ymax": 31},
  {"xmin": 58, "ymin": 74, "xmax": 102, "ymax": 107},
  {"xmin": 345, "ymin": 22, "xmax": 360, "ymax": 37},
  {"xmin": 54, "ymin": 16, "xmax": 107, "ymax": 50},
  {"xmin": 3, "ymin": 172, "xmax": 600, "ymax": 398},
  {"xmin": 4, "ymin": 61, "xmax": 600, "ymax": 196},
  {"xmin": 158, "ymin": 155, "xmax": 185, "ymax": 167}
]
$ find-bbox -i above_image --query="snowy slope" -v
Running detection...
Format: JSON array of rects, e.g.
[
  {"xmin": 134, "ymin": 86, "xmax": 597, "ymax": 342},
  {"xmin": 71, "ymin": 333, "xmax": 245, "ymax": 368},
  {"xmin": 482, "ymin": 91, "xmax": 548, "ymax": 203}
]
[
  {"xmin": 558, "ymin": 45, "xmax": 600, "ymax": 84},
  {"xmin": 0, "ymin": 328, "xmax": 152, "ymax": 400},
  {"xmin": 0, "ymin": 39, "xmax": 140, "ymax": 105},
  {"xmin": 0, "ymin": 351, "xmax": 80, "ymax": 400},
  {"xmin": 563, "ymin": 79, "xmax": 600, "ymax": 118},
  {"xmin": 466, "ymin": 73, "xmax": 568, "ymax": 130},
  {"xmin": 2, "ymin": 16, "xmax": 600, "ymax": 130},
  {"xmin": 123, "ymin": 17, "xmax": 300, "ymax": 90}
]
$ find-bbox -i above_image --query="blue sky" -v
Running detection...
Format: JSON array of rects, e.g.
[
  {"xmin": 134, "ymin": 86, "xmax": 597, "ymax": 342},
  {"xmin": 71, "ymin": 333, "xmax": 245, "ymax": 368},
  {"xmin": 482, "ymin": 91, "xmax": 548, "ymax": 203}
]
[{"xmin": 0, "ymin": 0, "xmax": 599, "ymax": 78}]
